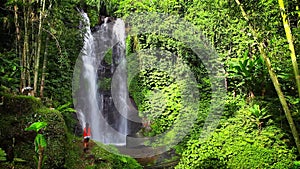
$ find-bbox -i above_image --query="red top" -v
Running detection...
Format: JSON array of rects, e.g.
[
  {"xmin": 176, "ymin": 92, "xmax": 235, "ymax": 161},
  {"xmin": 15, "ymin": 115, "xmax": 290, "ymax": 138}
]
[{"xmin": 83, "ymin": 127, "xmax": 91, "ymax": 137}]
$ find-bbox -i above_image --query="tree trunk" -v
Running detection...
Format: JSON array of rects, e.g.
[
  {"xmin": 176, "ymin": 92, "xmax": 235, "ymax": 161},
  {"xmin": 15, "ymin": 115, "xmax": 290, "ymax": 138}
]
[
  {"xmin": 235, "ymin": 0, "xmax": 300, "ymax": 154},
  {"xmin": 40, "ymin": 36, "xmax": 49, "ymax": 98},
  {"xmin": 297, "ymin": 6, "xmax": 300, "ymax": 27},
  {"xmin": 34, "ymin": 0, "xmax": 46, "ymax": 96},
  {"xmin": 27, "ymin": 0, "xmax": 34, "ymax": 87},
  {"xmin": 14, "ymin": 3, "xmax": 24, "ymax": 90},
  {"xmin": 29, "ymin": 9, "xmax": 37, "ymax": 87},
  {"xmin": 278, "ymin": 0, "xmax": 300, "ymax": 98},
  {"xmin": 23, "ymin": 0, "xmax": 30, "ymax": 88}
]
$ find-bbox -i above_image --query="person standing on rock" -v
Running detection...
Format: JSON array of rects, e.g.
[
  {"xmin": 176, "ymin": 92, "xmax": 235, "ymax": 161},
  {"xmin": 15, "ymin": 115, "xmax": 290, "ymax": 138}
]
[{"xmin": 83, "ymin": 122, "xmax": 91, "ymax": 152}]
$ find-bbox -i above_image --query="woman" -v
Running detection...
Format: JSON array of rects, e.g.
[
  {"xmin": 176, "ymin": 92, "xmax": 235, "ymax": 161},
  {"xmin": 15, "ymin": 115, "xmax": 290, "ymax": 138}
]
[{"xmin": 83, "ymin": 122, "xmax": 91, "ymax": 152}]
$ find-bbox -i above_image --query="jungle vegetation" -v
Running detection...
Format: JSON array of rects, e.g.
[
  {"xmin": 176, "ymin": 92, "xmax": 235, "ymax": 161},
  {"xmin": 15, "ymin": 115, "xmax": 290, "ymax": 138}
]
[{"xmin": 0, "ymin": 0, "xmax": 300, "ymax": 168}]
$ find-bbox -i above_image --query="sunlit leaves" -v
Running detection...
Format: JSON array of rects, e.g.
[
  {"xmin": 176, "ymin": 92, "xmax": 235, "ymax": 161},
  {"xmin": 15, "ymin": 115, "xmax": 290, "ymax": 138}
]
[
  {"xmin": 25, "ymin": 121, "xmax": 47, "ymax": 132},
  {"xmin": 25, "ymin": 121, "xmax": 48, "ymax": 153}
]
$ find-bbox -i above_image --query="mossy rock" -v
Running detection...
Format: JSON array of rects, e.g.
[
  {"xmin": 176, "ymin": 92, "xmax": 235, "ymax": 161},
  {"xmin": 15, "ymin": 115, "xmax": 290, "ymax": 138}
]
[
  {"xmin": 90, "ymin": 144, "xmax": 143, "ymax": 169},
  {"xmin": 0, "ymin": 94, "xmax": 68, "ymax": 168},
  {"xmin": 0, "ymin": 94, "xmax": 43, "ymax": 115}
]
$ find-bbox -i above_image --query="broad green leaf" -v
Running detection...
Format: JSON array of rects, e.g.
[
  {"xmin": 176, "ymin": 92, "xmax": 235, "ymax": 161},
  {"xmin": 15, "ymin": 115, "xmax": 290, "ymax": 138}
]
[{"xmin": 25, "ymin": 122, "xmax": 47, "ymax": 132}]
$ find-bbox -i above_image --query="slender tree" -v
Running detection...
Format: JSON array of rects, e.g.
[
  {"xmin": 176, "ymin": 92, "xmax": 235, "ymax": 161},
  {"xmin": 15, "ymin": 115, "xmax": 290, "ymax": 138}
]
[
  {"xmin": 13, "ymin": 1, "xmax": 23, "ymax": 90},
  {"xmin": 22, "ymin": 0, "xmax": 30, "ymax": 88},
  {"xmin": 235, "ymin": 0, "xmax": 300, "ymax": 154},
  {"xmin": 33, "ymin": 0, "xmax": 46, "ymax": 95},
  {"xmin": 29, "ymin": 3, "xmax": 37, "ymax": 87},
  {"xmin": 40, "ymin": 36, "xmax": 49, "ymax": 98},
  {"xmin": 278, "ymin": 0, "xmax": 300, "ymax": 98}
]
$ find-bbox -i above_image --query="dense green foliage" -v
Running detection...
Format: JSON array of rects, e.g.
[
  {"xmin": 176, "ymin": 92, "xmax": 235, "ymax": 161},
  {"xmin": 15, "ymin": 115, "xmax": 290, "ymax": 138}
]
[
  {"xmin": 1, "ymin": 0, "xmax": 300, "ymax": 168},
  {"xmin": 176, "ymin": 100, "xmax": 297, "ymax": 169},
  {"xmin": 0, "ymin": 0, "xmax": 82, "ymax": 106},
  {"xmin": 115, "ymin": 0, "xmax": 300, "ymax": 168}
]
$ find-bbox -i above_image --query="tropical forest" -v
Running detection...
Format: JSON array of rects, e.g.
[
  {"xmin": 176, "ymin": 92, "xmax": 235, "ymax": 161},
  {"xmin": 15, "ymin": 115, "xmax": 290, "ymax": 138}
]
[{"xmin": 0, "ymin": 0, "xmax": 300, "ymax": 168}]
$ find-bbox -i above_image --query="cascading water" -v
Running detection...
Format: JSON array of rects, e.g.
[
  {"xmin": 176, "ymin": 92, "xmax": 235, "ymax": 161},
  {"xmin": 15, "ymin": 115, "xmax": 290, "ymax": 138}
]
[
  {"xmin": 76, "ymin": 12, "xmax": 102, "ymax": 141},
  {"xmin": 112, "ymin": 19, "xmax": 128, "ymax": 137},
  {"xmin": 74, "ymin": 12, "xmax": 130, "ymax": 146}
]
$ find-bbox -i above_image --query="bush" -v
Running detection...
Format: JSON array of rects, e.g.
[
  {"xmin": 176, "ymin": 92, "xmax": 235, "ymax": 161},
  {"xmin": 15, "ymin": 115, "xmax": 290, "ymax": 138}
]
[{"xmin": 176, "ymin": 108, "xmax": 297, "ymax": 169}]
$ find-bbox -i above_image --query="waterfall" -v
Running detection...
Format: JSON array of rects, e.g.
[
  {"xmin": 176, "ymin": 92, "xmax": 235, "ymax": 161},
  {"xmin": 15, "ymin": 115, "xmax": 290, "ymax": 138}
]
[
  {"xmin": 112, "ymin": 19, "xmax": 128, "ymax": 136},
  {"xmin": 74, "ymin": 12, "xmax": 129, "ymax": 146}
]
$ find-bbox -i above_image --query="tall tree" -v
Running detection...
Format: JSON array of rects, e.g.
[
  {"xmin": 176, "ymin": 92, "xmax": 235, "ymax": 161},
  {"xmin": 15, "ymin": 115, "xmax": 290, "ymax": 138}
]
[
  {"xmin": 39, "ymin": 36, "xmax": 49, "ymax": 98},
  {"xmin": 22, "ymin": 0, "xmax": 30, "ymax": 89},
  {"xmin": 278, "ymin": 0, "xmax": 300, "ymax": 98},
  {"xmin": 13, "ymin": 0, "xmax": 23, "ymax": 89},
  {"xmin": 33, "ymin": 0, "xmax": 46, "ymax": 95}
]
